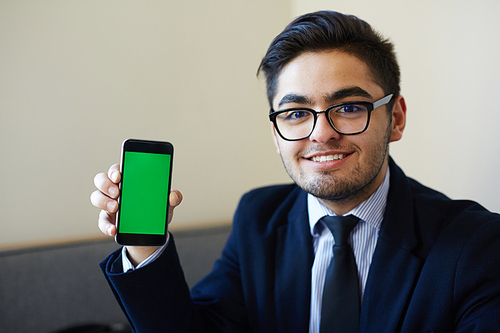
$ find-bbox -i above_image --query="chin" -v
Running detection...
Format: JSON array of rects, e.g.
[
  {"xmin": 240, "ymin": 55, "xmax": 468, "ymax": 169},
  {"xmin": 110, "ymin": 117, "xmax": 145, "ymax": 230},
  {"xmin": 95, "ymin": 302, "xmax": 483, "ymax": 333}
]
[{"xmin": 301, "ymin": 179, "xmax": 361, "ymax": 202}]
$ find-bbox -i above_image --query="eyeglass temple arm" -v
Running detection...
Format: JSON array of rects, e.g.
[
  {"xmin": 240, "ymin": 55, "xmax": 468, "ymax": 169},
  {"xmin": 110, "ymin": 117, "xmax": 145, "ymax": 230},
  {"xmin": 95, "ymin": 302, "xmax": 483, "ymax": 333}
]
[{"xmin": 373, "ymin": 94, "xmax": 394, "ymax": 109}]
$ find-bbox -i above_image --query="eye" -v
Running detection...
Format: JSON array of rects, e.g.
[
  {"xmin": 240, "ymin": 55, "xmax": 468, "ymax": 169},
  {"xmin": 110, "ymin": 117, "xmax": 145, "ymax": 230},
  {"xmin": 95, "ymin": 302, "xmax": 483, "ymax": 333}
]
[
  {"xmin": 279, "ymin": 110, "xmax": 312, "ymax": 122},
  {"xmin": 338, "ymin": 104, "xmax": 365, "ymax": 113}
]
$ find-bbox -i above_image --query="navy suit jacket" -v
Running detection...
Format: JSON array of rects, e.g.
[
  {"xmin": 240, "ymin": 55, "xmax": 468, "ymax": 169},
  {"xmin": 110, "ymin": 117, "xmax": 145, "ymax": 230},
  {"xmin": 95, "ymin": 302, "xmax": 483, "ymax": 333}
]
[{"xmin": 101, "ymin": 158, "xmax": 500, "ymax": 332}]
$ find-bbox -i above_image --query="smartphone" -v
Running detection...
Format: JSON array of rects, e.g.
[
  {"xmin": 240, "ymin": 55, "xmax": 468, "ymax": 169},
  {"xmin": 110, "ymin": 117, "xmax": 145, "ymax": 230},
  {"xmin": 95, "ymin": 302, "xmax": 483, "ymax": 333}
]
[{"xmin": 115, "ymin": 139, "xmax": 174, "ymax": 246}]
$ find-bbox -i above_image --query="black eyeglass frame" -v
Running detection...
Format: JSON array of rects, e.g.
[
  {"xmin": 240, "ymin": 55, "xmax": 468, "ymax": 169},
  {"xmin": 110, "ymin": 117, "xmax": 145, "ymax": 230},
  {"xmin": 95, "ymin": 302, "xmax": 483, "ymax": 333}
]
[{"xmin": 269, "ymin": 94, "xmax": 394, "ymax": 141}]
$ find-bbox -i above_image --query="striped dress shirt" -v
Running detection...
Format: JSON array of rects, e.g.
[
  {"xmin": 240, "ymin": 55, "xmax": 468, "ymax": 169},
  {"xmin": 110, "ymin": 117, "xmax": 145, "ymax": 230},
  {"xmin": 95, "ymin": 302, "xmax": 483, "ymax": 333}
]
[
  {"xmin": 122, "ymin": 234, "xmax": 169, "ymax": 271},
  {"xmin": 308, "ymin": 167, "xmax": 390, "ymax": 333}
]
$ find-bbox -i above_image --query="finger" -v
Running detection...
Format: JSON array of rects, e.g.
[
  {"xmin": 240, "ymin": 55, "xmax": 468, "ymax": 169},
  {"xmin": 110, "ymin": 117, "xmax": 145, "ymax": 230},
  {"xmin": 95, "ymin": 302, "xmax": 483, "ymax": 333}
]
[
  {"xmin": 167, "ymin": 190, "xmax": 183, "ymax": 224},
  {"xmin": 108, "ymin": 164, "xmax": 121, "ymax": 184},
  {"xmin": 90, "ymin": 190, "xmax": 118, "ymax": 213},
  {"xmin": 170, "ymin": 190, "xmax": 183, "ymax": 208},
  {"xmin": 94, "ymin": 172, "xmax": 120, "ymax": 199},
  {"xmin": 98, "ymin": 209, "xmax": 116, "ymax": 236}
]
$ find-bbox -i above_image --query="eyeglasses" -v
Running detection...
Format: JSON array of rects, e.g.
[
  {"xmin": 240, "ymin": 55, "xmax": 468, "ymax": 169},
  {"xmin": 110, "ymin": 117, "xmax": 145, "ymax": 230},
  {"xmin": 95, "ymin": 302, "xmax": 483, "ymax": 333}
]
[{"xmin": 269, "ymin": 94, "xmax": 394, "ymax": 141}]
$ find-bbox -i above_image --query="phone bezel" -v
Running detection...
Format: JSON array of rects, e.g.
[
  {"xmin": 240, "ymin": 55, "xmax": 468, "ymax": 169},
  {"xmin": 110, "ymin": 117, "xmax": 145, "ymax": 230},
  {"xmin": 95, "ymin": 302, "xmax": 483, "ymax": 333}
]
[{"xmin": 115, "ymin": 139, "xmax": 174, "ymax": 246}]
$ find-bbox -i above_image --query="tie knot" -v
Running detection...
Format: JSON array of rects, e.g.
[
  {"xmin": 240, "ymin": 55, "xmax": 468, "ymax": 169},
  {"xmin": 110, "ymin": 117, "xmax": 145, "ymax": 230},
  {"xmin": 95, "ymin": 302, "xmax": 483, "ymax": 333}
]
[{"xmin": 321, "ymin": 215, "xmax": 360, "ymax": 246}]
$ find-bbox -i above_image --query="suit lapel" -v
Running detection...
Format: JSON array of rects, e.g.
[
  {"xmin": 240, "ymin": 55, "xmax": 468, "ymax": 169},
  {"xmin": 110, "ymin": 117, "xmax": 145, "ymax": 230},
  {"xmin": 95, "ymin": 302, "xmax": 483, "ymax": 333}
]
[
  {"xmin": 274, "ymin": 190, "xmax": 314, "ymax": 333},
  {"xmin": 360, "ymin": 238, "xmax": 421, "ymax": 332},
  {"xmin": 360, "ymin": 159, "xmax": 422, "ymax": 332}
]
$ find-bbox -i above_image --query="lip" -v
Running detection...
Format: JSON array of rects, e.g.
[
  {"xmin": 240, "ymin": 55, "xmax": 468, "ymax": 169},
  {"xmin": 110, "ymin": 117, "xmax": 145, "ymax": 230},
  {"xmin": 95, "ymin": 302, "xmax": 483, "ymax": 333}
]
[{"xmin": 302, "ymin": 150, "xmax": 353, "ymax": 170}]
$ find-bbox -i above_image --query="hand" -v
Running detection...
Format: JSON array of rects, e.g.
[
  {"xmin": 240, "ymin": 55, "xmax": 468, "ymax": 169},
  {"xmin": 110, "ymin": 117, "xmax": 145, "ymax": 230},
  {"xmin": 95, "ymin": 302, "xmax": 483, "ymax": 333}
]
[
  {"xmin": 91, "ymin": 164, "xmax": 121, "ymax": 237},
  {"xmin": 90, "ymin": 163, "xmax": 183, "ymax": 264}
]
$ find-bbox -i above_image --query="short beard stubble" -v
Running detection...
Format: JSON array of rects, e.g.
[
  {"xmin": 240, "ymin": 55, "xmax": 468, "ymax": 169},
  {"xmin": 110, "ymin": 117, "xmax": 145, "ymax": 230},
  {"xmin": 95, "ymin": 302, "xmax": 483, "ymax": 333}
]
[{"xmin": 281, "ymin": 121, "xmax": 392, "ymax": 206}]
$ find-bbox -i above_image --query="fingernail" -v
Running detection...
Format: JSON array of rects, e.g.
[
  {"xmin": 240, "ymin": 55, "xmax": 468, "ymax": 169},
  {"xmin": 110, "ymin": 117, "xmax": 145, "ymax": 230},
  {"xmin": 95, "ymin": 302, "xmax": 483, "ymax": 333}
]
[
  {"xmin": 107, "ymin": 226, "xmax": 114, "ymax": 236},
  {"xmin": 107, "ymin": 201, "xmax": 117, "ymax": 211},
  {"xmin": 110, "ymin": 171, "xmax": 118, "ymax": 182},
  {"xmin": 109, "ymin": 186, "xmax": 118, "ymax": 197}
]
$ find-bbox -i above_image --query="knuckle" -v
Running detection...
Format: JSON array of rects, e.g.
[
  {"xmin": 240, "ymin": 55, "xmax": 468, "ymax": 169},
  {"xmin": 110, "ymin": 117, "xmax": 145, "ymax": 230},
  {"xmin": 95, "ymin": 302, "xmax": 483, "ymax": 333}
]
[
  {"xmin": 93, "ymin": 173, "xmax": 108, "ymax": 189},
  {"xmin": 97, "ymin": 219, "xmax": 108, "ymax": 234},
  {"xmin": 90, "ymin": 191, "xmax": 100, "ymax": 207},
  {"xmin": 91, "ymin": 190, "xmax": 108, "ymax": 210},
  {"xmin": 98, "ymin": 210, "xmax": 113, "ymax": 233}
]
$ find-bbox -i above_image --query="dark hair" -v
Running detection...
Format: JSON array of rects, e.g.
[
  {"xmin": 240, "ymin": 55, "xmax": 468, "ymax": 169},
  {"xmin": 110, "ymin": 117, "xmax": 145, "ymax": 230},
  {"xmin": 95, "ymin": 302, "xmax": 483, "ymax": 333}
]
[{"xmin": 257, "ymin": 11, "xmax": 400, "ymax": 110}]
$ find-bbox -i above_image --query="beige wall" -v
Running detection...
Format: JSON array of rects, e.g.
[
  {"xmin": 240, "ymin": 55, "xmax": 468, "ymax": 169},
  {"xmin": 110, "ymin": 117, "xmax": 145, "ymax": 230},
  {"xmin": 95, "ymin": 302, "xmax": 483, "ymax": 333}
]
[
  {"xmin": 1, "ymin": 0, "xmax": 499, "ymax": 246},
  {"xmin": 0, "ymin": 0, "xmax": 291, "ymax": 246},
  {"xmin": 292, "ymin": 0, "xmax": 500, "ymax": 213}
]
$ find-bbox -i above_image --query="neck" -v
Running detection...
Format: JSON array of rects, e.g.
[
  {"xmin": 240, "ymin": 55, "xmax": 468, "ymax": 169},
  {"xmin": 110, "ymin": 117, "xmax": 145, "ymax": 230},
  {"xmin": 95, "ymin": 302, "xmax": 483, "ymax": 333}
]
[{"xmin": 319, "ymin": 159, "xmax": 389, "ymax": 215}]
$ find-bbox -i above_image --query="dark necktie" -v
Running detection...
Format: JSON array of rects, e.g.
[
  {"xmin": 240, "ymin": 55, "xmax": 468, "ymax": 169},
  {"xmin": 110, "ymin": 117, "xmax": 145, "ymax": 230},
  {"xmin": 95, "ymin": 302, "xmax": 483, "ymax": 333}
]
[{"xmin": 320, "ymin": 215, "xmax": 361, "ymax": 333}]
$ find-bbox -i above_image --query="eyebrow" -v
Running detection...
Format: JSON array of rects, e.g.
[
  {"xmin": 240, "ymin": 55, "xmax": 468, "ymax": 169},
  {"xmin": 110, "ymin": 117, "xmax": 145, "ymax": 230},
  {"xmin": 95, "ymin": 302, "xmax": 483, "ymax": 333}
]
[
  {"xmin": 325, "ymin": 87, "xmax": 373, "ymax": 103},
  {"xmin": 277, "ymin": 86, "xmax": 373, "ymax": 108},
  {"xmin": 278, "ymin": 94, "xmax": 312, "ymax": 107}
]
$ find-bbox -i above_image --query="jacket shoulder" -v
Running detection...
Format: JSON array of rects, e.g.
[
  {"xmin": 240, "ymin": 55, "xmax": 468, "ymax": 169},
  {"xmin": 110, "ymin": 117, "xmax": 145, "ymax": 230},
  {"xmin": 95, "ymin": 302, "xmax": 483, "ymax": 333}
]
[
  {"xmin": 408, "ymin": 176, "xmax": 497, "ymax": 223},
  {"xmin": 234, "ymin": 184, "xmax": 305, "ymax": 231},
  {"xmin": 386, "ymin": 159, "xmax": 500, "ymax": 258},
  {"xmin": 240, "ymin": 184, "xmax": 301, "ymax": 205}
]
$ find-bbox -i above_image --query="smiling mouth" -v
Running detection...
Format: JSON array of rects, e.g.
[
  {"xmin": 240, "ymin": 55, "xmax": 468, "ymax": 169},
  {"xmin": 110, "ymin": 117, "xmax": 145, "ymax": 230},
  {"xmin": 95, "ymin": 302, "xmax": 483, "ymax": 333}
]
[{"xmin": 310, "ymin": 154, "xmax": 347, "ymax": 162}]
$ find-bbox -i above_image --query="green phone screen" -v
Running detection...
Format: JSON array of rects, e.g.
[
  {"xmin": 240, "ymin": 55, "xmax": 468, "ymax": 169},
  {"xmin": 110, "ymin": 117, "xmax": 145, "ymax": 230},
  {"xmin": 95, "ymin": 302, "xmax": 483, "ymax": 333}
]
[{"xmin": 118, "ymin": 151, "xmax": 171, "ymax": 235}]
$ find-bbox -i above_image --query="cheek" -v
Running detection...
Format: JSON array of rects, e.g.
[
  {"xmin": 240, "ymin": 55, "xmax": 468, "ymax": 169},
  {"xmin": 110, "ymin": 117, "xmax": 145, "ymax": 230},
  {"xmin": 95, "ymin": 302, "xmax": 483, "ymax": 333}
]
[
  {"xmin": 273, "ymin": 137, "xmax": 281, "ymax": 155},
  {"xmin": 277, "ymin": 142, "xmax": 302, "ymax": 163},
  {"xmin": 271, "ymin": 124, "xmax": 281, "ymax": 154},
  {"xmin": 364, "ymin": 115, "xmax": 393, "ymax": 146}
]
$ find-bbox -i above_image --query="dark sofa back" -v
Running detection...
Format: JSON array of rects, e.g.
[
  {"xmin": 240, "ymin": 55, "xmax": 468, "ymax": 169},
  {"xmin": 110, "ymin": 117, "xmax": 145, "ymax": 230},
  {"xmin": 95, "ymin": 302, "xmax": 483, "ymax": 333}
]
[{"xmin": 0, "ymin": 225, "xmax": 231, "ymax": 333}]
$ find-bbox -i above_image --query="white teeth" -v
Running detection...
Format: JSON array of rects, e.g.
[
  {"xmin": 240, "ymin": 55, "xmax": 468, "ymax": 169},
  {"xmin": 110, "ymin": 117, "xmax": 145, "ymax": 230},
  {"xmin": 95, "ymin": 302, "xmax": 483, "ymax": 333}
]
[{"xmin": 311, "ymin": 154, "xmax": 345, "ymax": 162}]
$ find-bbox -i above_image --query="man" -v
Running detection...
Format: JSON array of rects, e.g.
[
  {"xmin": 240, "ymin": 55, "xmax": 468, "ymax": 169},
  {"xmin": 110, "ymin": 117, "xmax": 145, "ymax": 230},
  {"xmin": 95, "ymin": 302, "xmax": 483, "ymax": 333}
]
[{"xmin": 91, "ymin": 11, "xmax": 500, "ymax": 332}]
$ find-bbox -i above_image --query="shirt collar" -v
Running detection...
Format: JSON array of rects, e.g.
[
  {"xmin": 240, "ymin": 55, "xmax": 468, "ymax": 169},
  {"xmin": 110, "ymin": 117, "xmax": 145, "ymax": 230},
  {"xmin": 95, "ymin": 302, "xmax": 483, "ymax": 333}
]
[{"xmin": 308, "ymin": 166, "xmax": 390, "ymax": 237}]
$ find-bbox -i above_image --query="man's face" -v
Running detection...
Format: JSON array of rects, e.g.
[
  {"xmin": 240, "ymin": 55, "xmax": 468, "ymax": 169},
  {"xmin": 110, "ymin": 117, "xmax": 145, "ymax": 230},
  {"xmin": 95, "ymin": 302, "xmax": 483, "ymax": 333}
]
[{"xmin": 271, "ymin": 51, "xmax": 405, "ymax": 213}]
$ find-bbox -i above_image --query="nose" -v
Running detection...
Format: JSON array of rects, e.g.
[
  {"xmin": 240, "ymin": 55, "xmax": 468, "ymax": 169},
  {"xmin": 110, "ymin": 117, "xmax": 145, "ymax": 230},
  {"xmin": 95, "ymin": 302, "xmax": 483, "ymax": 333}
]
[{"xmin": 308, "ymin": 112, "xmax": 341, "ymax": 143}]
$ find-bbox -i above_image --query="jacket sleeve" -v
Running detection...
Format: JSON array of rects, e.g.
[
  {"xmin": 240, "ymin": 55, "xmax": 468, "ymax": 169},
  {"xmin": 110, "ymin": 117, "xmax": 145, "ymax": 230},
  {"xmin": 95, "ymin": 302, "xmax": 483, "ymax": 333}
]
[
  {"xmin": 100, "ymin": 235, "xmax": 196, "ymax": 332},
  {"xmin": 99, "ymin": 232, "xmax": 249, "ymax": 333},
  {"xmin": 99, "ymin": 185, "xmax": 300, "ymax": 333}
]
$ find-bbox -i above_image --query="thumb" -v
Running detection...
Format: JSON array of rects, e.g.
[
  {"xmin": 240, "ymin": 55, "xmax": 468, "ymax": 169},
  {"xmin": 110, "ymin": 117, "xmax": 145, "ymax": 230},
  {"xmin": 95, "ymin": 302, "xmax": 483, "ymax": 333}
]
[{"xmin": 168, "ymin": 190, "xmax": 183, "ymax": 224}]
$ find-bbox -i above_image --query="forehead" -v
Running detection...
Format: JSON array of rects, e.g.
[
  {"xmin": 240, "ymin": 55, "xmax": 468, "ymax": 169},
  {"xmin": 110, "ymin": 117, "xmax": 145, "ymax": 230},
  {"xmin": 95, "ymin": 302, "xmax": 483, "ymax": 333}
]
[{"xmin": 273, "ymin": 51, "xmax": 383, "ymax": 107}]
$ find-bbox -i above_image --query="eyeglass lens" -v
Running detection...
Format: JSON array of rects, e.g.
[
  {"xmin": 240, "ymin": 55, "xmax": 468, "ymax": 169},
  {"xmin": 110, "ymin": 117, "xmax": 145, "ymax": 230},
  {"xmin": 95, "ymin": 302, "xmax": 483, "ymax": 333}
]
[{"xmin": 275, "ymin": 103, "xmax": 369, "ymax": 140}]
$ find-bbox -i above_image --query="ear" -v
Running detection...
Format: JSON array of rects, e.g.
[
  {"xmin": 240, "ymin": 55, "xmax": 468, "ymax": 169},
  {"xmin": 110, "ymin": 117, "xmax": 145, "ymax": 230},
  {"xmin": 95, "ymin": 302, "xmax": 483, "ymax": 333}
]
[
  {"xmin": 389, "ymin": 95, "xmax": 407, "ymax": 143},
  {"xmin": 271, "ymin": 123, "xmax": 281, "ymax": 154}
]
